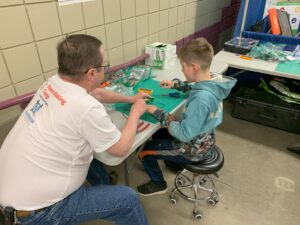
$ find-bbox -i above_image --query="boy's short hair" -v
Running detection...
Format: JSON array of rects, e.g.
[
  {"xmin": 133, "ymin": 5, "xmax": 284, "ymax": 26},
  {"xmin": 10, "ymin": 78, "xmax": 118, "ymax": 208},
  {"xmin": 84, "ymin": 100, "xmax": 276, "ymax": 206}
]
[
  {"xmin": 178, "ymin": 37, "xmax": 214, "ymax": 70},
  {"xmin": 57, "ymin": 34, "xmax": 102, "ymax": 79}
]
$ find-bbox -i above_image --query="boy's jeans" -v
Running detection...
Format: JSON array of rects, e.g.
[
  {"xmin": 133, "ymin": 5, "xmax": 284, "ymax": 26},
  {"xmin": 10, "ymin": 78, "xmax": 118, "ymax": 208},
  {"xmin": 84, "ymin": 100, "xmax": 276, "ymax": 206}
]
[
  {"xmin": 18, "ymin": 159, "xmax": 149, "ymax": 225},
  {"xmin": 140, "ymin": 138, "xmax": 193, "ymax": 185},
  {"xmin": 139, "ymin": 128, "xmax": 195, "ymax": 185}
]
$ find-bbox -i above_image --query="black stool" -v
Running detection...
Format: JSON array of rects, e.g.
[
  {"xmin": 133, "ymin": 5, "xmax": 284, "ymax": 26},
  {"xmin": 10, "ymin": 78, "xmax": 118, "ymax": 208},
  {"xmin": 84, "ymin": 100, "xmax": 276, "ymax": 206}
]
[{"xmin": 169, "ymin": 145, "xmax": 224, "ymax": 219}]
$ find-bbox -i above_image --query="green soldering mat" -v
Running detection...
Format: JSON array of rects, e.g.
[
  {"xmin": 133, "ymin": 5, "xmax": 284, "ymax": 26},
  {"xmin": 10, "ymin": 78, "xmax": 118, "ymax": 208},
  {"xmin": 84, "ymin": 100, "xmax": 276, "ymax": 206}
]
[
  {"xmin": 115, "ymin": 79, "xmax": 187, "ymax": 124},
  {"xmin": 275, "ymin": 60, "xmax": 300, "ymax": 76}
]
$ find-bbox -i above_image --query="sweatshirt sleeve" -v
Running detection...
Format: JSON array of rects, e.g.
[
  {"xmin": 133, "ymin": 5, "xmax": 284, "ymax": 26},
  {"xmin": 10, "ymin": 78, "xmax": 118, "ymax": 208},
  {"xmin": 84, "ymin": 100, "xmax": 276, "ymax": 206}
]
[
  {"xmin": 152, "ymin": 109, "xmax": 177, "ymax": 128},
  {"xmin": 169, "ymin": 101, "xmax": 209, "ymax": 142}
]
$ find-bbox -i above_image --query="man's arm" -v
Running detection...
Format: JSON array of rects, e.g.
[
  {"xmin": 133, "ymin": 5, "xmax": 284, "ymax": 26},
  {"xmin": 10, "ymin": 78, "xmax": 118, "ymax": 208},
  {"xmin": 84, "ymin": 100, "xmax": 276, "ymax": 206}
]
[
  {"xmin": 90, "ymin": 88, "xmax": 149, "ymax": 104},
  {"xmin": 106, "ymin": 99, "xmax": 147, "ymax": 157},
  {"xmin": 90, "ymin": 88, "xmax": 133, "ymax": 104}
]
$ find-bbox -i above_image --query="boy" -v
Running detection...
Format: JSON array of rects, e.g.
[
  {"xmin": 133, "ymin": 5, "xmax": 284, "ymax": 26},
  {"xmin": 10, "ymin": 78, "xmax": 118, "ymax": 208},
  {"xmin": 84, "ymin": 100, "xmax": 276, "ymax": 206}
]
[{"xmin": 137, "ymin": 38, "xmax": 236, "ymax": 196}]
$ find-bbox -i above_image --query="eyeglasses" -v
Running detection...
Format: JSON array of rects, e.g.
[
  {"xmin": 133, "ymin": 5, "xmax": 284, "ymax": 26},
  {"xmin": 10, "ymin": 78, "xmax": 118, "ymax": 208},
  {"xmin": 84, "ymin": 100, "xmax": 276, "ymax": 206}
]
[{"xmin": 84, "ymin": 63, "xmax": 110, "ymax": 74}]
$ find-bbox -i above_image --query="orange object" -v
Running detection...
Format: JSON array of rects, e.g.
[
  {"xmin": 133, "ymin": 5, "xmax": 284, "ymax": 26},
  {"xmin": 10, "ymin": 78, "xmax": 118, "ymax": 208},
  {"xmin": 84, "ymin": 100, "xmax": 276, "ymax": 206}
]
[
  {"xmin": 138, "ymin": 88, "xmax": 153, "ymax": 95},
  {"xmin": 240, "ymin": 55, "xmax": 252, "ymax": 60},
  {"xmin": 137, "ymin": 121, "xmax": 150, "ymax": 133},
  {"xmin": 99, "ymin": 81, "xmax": 110, "ymax": 88},
  {"xmin": 268, "ymin": 8, "xmax": 281, "ymax": 35}
]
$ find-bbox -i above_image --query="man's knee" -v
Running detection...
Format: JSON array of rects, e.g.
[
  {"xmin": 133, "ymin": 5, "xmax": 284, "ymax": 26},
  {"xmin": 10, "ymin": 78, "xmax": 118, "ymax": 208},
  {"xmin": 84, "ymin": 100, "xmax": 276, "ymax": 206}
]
[{"xmin": 119, "ymin": 186, "xmax": 140, "ymax": 205}]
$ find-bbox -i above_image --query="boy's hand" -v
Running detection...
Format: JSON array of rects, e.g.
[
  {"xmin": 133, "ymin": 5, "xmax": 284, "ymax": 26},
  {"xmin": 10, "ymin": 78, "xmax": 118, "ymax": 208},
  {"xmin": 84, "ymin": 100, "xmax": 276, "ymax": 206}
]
[
  {"xmin": 147, "ymin": 105, "xmax": 158, "ymax": 114},
  {"xmin": 131, "ymin": 92, "xmax": 151, "ymax": 103},
  {"xmin": 160, "ymin": 80, "xmax": 172, "ymax": 89},
  {"xmin": 130, "ymin": 99, "xmax": 147, "ymax": 118}
]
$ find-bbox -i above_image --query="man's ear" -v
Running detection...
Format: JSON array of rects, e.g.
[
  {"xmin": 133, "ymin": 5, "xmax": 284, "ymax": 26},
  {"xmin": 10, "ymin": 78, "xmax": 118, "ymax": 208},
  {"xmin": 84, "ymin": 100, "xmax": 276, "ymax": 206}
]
[{"xmin": 86, "ymin": 68, "xmax": 96, "ymax": 81}]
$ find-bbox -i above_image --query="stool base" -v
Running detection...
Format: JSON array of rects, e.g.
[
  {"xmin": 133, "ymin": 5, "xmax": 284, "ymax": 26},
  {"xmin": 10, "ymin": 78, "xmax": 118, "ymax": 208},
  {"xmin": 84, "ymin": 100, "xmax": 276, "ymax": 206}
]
[{"xmin": 170, "ymin": 169, "xmax": 219, "ymax": 219}]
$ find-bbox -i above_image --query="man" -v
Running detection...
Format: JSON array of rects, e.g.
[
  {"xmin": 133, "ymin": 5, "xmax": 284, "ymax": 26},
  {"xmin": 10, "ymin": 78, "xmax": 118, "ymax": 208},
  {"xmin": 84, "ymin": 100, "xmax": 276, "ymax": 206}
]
[{"xmin": 0, "ymin": 34, "xmax": 149, "ymax": 225}]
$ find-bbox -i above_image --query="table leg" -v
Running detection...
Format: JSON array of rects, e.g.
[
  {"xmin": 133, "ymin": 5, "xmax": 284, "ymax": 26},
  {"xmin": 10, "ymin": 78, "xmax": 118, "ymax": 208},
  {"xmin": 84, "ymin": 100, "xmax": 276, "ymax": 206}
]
[
  {"xmin": 123, "ymin": 159, "xmax": 130, "ymax": 186},
  {"xmin": 123, "ymin": 143, "xmax": 146, "ymax": 186}
]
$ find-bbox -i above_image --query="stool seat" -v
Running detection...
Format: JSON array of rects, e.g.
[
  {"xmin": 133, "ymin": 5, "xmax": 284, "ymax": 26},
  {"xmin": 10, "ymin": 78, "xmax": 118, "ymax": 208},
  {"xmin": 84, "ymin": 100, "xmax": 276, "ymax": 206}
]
[{"xmin": 183, "ymin": 146, "xmax": 224, "ymax": 174}]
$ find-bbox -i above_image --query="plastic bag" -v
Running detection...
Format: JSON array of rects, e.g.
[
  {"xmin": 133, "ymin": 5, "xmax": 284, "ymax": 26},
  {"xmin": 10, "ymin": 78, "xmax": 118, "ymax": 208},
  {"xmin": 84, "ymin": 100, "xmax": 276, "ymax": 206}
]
[
  {"xmin": 248, "ymin": 42, "xmax": 291, "ymax": 62},
  {"xmin": 110, "ymin": 66, "xmax": 152, "ymax": 87},
  {"xmin": 103, "ymin": 83, "xmax": 134, "ymax": 111}
]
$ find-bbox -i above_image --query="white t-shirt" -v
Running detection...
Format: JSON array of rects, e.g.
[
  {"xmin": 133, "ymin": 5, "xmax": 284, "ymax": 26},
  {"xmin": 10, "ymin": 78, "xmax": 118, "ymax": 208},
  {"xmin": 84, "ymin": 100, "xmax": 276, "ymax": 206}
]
[{"xmin": 0, "ymin": 75, "xmax": 121, "ymax": 210}]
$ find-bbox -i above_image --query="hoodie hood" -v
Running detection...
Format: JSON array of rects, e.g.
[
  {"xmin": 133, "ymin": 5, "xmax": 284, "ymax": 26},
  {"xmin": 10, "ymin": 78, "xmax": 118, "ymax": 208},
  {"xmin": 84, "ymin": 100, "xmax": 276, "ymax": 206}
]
[{"xmin": 190, "ymin": 73, "xmax": 237, "ymax": 101}]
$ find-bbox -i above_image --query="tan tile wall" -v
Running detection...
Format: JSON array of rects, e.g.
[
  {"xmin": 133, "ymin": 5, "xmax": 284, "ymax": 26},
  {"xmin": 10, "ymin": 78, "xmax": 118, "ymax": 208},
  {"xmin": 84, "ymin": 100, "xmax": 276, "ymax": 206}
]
[{"xmin": 0, "ymin": 0, "xmax": 232, "ymax": 124}]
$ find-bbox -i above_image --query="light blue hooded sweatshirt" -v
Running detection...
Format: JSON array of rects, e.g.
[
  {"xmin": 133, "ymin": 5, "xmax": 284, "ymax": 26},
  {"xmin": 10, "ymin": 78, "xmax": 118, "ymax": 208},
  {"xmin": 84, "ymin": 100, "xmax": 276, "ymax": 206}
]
[{"xmin": 153, "ymin": 74, "xmax": 236, "ymax": 161}]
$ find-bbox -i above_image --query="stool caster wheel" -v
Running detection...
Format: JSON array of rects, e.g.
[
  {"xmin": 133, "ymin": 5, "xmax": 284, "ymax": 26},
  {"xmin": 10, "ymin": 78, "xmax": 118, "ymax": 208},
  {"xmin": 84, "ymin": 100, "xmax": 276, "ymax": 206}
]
[
  {"xmin": 207, "ymin": 193, "xmax": 219, "ymax": 205},
  {"xmin": 193, "ymin": 210, "xmax": 203, "ymax": 219},
  {"xmin": 207, "ymin": 198, "xmax": 217, "ymax": 205},
  {"xmin": 199, "ymin": 177, "xmax": 207, "ymax": 185},
  {"xmin": 170, "ymin": 197, "xmax": 177, "ymax": 204},
  {"xmin": 176, "ymin": 176, "xmax": 186, "ymax": 186}
]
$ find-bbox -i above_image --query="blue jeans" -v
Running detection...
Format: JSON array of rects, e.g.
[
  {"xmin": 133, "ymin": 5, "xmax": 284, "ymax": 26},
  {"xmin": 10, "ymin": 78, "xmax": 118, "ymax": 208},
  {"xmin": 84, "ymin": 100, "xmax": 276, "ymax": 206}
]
[{"xmin": 18, "ymin": 159, "xmax": 149, "ymax": 225}]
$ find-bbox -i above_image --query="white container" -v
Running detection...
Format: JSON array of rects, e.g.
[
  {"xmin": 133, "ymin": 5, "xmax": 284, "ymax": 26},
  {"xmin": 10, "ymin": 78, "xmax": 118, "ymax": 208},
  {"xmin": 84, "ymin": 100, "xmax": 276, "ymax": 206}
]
[{"xmin": 145, "ymin": 42, "xmax": 177, "ymax": 69}]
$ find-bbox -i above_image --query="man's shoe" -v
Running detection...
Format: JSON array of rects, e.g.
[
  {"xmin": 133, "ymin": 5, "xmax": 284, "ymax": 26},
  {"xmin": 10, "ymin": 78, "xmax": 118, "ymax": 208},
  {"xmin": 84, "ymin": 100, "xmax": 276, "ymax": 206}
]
[{"xmin": 137, "ymin": 180, "xmax": 168, "ymax": 196}]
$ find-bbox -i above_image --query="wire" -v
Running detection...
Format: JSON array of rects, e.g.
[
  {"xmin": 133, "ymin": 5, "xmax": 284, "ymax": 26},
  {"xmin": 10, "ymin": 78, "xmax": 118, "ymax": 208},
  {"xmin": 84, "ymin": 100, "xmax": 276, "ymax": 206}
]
[
  {"xmin": 122, "ymin": 112, "xmax": 128, "ymax": 119},
  {"xmin": 137, "ymin": 121, "xmax": 150, "ymax": 133}
]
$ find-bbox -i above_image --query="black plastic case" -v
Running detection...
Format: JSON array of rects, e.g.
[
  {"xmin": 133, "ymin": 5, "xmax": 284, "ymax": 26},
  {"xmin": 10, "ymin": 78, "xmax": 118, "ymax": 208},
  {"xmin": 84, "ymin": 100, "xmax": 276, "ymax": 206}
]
[
  {"xmin": 224, "ymin": 37, "xmax": 259, "ymax": 55},
  {"xmin": 231, "ymin": 87, "xmax": 300, "ymax": 134}
]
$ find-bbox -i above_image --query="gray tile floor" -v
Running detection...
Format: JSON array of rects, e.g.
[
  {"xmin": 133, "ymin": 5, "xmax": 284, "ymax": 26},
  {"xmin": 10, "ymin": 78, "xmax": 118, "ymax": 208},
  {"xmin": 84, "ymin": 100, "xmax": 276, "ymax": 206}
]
[{"xmin": 82, "ymin": 101, "xmax": 300, "ymax": 225}]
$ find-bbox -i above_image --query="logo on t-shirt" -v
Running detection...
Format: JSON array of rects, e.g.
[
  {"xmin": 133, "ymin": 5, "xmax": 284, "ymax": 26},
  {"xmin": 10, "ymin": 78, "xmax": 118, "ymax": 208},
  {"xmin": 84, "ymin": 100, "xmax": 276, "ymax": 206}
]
[
  {"xmin": 30, "ymin": 100, "xmax": 43, "ymax": 115},
  {"xmin": 47, "ymin": 84, "xmax": 66, "ymax": 106},
  {"xmin": 23, "ymin": 81, "xmax": 67, "ymax": 124},
  {"xmin": 24, "ymin": 99, "xmax": 44, "ymax": 124}
]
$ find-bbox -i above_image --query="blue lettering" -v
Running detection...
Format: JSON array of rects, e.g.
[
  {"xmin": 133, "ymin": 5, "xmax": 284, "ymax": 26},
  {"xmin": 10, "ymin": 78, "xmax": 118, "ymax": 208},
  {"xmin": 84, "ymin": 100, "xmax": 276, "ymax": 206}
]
[{"xmin": 24, "ymin": 111, "xmax": 34, "ymax": 124}]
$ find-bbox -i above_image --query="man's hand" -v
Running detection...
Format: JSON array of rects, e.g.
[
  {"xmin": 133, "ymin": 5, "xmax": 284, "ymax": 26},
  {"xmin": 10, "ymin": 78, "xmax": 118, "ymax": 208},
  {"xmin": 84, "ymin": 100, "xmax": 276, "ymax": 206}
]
[
  {"xmin": 130, "ymin": 92, "xmax": 151, "ymax": 103},
  {"xmin": 130, "ymin": 99, "xmax": 147, "ymax": 118},
  {"xmin": 160, "ymin": 80, "xmax": 172, "ymax": 89},
  {"xmin": 147, "ymin": 105, "xmax": 158, "ymax": 114},
  {"xmin": 106, "ymin": 99, "xmax": 147, "ymax": 157}
]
